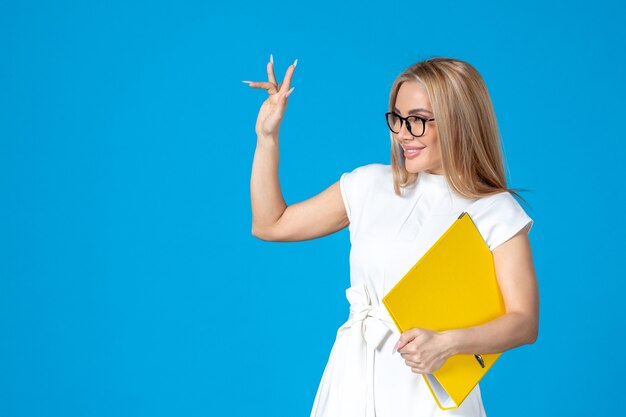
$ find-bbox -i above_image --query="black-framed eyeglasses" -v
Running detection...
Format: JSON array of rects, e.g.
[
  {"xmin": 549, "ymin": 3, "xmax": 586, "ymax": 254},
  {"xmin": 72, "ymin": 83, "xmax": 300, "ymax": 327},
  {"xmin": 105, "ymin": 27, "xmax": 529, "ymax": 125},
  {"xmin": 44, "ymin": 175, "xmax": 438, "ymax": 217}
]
[{"xmin": 385, "ymin": 112, "xmax": 435, "ymax": 137}]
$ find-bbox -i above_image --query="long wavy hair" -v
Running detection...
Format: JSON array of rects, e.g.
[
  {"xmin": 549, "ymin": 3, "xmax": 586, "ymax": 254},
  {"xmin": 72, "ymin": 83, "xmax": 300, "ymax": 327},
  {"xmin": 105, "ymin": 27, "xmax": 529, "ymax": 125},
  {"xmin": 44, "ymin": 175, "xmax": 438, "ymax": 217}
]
[{"xmin": 389, "ymin": 57, "xmax": 530, "ymax": 205}]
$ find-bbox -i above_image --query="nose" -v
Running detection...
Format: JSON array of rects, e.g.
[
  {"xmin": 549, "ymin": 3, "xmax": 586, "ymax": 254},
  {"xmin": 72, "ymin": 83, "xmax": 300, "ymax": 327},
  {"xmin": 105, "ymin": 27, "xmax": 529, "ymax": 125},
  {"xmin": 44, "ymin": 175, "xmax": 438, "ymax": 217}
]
[
  {"xmin": 396, "ymin": 120, "xmax": 413, "ymax": 140},
  {"xmin": 396, "ymin": 119, "xmax": 414, "ymax": 142}
]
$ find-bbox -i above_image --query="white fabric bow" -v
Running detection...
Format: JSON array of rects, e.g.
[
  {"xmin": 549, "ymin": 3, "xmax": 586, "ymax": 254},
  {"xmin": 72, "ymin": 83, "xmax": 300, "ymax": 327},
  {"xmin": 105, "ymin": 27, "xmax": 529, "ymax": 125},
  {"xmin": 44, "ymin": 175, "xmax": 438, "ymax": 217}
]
[{"xmin": 310, "ymin": 283, "xmax": 398, "ymax": 417}]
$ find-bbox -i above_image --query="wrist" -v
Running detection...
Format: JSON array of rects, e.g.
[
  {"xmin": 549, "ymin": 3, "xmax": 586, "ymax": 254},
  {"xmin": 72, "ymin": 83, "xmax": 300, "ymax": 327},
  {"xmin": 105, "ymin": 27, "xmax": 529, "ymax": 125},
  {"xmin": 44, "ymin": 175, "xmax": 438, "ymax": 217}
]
[
  {"xmin": 440, "ymin": 329, "xmax": 461, "ymax": 357},
  {"xmin": 257, "ymin": 133, "xmax": 279, "ymax": 145}
]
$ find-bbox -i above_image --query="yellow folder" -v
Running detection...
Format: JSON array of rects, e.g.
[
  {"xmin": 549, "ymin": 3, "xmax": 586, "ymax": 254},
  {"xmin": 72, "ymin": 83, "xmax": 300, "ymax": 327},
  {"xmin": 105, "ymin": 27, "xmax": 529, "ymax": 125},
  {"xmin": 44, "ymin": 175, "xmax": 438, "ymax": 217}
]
[{"xmin": 381, "ymin": 211, "xmax": 506, "ymax": 410}]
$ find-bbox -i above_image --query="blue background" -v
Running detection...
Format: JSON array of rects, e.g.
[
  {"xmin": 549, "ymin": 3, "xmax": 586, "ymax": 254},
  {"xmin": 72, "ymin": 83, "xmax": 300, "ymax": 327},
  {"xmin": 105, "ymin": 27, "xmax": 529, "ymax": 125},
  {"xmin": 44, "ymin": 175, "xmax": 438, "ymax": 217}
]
[{"xmin": 2, "ymin": 0, "xmax": 624, "ymax": 416}]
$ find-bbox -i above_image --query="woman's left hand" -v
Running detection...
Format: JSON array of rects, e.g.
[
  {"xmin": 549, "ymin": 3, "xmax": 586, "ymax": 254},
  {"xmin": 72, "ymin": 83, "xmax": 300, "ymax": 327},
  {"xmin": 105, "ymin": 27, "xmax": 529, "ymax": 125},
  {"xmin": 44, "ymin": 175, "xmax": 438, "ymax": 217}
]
[{"xmin": 394, "ymin": 328, "xmax": 453, "ymax": 374}]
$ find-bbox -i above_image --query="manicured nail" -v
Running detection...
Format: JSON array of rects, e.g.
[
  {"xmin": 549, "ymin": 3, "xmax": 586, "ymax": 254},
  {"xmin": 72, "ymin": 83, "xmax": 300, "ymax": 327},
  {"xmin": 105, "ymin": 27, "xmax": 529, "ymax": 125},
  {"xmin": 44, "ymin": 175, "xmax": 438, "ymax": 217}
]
[
  {"xmin": 242, "ymin": 80, "xmax": 252, "ymax": 84},
  {"xmin": 270, "ymin": 53, "xmax": 273, "ymax": 64},
  {"xmin": 394, "ymin": 340, "xmax": 401, "ymax": 351},
  {"xmin": 285, "ymin": 86, "xmax": 295, "ymax": 97},
  {"xmin": 293, "ymin": 58, "xmax": 298, "ymax": 68}
]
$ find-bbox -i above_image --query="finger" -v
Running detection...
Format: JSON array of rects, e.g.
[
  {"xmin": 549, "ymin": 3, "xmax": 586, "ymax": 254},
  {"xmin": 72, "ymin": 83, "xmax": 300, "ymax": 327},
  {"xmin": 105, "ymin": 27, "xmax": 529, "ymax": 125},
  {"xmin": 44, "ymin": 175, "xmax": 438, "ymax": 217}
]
[
  {"xmin": 395, "ymin": 333, "xmax": 416, "ymax": 352},
  {"xmin": 406, "ymin": 360, "xmax": 421, "ymax": 368},
  {"xmin": 278, "ymin": 60, "xmax": 297, "ymax": 94},
  {"xmin": 267, "ymin": 61, "xmax": 278, "ymax": 86},
  {"xmin": 249, "ymin": 81, "xmax": 279, "ymax": 95},
  {"xmin": 394, "ymin": 338, "xmax": 402, "ymax": 351},
  {"xmin": 400, "ymin": 351, "xmax": 415, "ymax": 359}
]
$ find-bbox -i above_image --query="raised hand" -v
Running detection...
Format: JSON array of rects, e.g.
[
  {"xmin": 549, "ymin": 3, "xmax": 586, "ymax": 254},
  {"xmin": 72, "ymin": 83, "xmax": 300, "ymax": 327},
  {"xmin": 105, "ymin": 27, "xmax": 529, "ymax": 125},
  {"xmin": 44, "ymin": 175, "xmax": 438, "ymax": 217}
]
[{"xmin": 243, "ymin": 53, "xmax": 297, "ymax": 139}]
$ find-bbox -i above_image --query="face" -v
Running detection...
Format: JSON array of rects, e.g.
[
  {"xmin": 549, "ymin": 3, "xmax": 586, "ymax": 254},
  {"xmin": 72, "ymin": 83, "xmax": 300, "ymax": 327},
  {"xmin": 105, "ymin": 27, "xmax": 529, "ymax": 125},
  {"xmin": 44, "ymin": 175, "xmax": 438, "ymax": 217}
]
[{"xmin": 392, "ymin": 81, "xmax": 443, "ymax": 175}]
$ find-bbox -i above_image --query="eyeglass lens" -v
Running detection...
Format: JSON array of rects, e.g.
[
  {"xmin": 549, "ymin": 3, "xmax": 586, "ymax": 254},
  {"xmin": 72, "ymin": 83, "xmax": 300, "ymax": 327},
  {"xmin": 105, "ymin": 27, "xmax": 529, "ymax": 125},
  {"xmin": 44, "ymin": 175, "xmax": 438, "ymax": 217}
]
[{"xmin": 386, "ymin": 113, "xmax": 425, "ymax": 137}]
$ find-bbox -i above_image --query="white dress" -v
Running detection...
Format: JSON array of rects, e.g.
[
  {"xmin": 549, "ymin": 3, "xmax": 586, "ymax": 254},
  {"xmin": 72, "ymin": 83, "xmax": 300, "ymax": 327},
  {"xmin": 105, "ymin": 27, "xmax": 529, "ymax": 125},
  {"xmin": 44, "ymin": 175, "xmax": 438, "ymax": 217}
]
[{"xmin": 309, "ymin": 163, "xmax": 534, "ymax": 417}]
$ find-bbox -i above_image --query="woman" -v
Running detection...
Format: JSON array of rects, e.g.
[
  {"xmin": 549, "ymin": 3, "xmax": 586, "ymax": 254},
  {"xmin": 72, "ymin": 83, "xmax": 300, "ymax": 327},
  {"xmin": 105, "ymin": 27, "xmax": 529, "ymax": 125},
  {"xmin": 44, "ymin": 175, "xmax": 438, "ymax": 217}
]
[{"xmin": 245, "ymin": 56, "xmax": 539, "ymax": 417}]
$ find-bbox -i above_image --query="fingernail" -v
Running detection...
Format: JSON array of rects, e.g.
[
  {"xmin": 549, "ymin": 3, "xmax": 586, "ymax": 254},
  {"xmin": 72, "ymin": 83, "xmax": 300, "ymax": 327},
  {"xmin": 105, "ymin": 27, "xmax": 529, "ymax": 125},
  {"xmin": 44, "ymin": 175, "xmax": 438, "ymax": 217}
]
[
  {"xmin": 394, "ymin": 341, "xmax": 401, "ymax": 351},
  {"xmin": 293, "ymin": 58, "xmax": 298, "ymax": 68},
  {"xmin": 242, "ymin": 80, "xmax": 252, "ymax": 84},
  {"xmin": 270, "ymin": 53, "xmax": 273, "ymax": 64},
  {"xmin": 285, "ymin": 86, "xmax": 295, "ymax": 97}
]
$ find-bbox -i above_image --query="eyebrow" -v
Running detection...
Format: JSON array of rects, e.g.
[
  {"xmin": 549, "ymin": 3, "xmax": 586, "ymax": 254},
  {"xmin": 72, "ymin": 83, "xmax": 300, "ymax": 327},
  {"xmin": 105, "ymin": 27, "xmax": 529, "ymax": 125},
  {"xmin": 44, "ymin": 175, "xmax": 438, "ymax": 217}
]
[{"xmin": 393, "ymin": 107, "xmax": 433, "ymax": 115}]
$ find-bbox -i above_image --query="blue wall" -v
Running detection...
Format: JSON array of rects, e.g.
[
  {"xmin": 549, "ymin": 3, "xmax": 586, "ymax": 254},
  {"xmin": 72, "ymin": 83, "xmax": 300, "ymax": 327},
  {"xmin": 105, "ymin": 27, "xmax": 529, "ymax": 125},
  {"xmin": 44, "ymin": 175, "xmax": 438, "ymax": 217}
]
[{"xmin": 2, "ymin": 0, "xmax": 624, "ymax": 416}]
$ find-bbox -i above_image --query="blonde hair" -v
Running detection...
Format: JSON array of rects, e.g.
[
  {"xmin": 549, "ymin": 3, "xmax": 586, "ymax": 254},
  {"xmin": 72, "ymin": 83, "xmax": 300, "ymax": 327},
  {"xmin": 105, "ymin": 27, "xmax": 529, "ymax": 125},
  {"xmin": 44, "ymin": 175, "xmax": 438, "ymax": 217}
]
[{"xmin": 389, "ymin": 57, "xmax": 530, "ymax": 205}]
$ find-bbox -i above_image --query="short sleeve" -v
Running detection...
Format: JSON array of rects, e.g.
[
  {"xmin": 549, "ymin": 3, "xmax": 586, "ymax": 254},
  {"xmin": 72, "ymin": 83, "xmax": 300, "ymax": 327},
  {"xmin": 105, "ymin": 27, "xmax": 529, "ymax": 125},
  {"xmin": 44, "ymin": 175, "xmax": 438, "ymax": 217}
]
[
  {"xmin": 339, "ymin": 164, "xmax": 380, "ymax": 233},
  {"xmin": 469, "ymin": 192, "xmax": 534, "ymax": 251},
  {"xmin": 339, "ymin": 171, "xmax": 353, "ymax": 224}
]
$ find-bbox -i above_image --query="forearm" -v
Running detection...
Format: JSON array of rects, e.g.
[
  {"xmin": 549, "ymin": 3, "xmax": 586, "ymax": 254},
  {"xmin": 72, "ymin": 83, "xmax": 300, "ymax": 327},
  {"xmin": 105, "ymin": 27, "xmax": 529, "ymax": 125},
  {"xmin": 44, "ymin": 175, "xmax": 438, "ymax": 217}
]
[
  {"xmin": 443, "ymin": 312, "xmax": 538, "ymax": 356},
  {"xmin": 251, "ymin": 135, "xmax": 287, "ymax": 234}
]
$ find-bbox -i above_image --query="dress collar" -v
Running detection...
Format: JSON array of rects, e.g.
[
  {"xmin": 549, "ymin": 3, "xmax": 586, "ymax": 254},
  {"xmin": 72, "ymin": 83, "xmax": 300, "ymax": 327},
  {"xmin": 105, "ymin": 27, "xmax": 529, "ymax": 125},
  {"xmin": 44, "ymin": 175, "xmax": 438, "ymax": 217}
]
[{"xmin": 416, "ymin": 170, "xmax": 452, "ymax": 193}]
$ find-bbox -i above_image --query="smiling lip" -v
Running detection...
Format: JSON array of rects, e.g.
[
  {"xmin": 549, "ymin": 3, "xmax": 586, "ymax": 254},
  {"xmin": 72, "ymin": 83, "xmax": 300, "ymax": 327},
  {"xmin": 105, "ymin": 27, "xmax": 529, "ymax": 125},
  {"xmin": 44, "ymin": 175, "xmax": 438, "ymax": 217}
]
[{"xmin": 403, "ymin": 146, "xmax": 425, "ymax": 159}]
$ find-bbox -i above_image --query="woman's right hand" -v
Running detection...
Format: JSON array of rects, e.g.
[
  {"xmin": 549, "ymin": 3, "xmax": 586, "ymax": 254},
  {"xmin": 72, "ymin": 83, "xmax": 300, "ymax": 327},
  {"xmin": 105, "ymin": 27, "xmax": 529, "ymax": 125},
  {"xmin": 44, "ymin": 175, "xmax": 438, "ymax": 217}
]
[
  {"xmin": 244, "ymin": 55, "xmax": 297, "ymax": 139},
  {"xmin": 247, "ymin": 55, "xmax": 350, "ymax": 242}
]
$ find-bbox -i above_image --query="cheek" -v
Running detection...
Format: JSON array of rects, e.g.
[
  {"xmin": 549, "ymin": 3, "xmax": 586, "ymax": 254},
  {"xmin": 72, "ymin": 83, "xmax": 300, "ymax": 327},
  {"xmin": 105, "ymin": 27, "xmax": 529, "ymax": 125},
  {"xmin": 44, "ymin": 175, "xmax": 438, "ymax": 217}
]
[{"xmin": 422, "ymin": 135, "xmax": 438, "ymax": 149}]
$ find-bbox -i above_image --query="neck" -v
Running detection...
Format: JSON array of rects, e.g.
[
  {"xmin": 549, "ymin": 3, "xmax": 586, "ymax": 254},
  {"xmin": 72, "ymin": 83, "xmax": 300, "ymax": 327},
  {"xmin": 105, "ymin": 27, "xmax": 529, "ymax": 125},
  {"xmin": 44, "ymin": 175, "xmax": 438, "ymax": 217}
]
[{"xmin": 424, "ymin": 168, "xmax": 445, "ymax": 175}]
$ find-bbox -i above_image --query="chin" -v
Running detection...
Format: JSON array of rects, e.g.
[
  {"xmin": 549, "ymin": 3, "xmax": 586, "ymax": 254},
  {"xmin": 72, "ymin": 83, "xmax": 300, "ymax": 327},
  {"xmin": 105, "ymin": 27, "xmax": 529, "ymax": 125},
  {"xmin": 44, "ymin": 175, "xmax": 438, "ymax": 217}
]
[{"xmin": 402, "ymin": 160, "xmax": 425, "ymax": 174}]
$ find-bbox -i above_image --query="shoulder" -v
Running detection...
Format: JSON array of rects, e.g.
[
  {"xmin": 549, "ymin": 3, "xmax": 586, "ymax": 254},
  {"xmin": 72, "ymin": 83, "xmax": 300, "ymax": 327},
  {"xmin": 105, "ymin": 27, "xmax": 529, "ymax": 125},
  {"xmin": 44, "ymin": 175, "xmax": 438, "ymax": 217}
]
[
  {"xmin": 339, "ymin": 163, "xmax": 390, "ymax": 226},
  {"xmin": 342, "ymin": 163, "xmax": 390, "ymax": 181},
  {"xmin": 467, "ymin": 191, "xmax": 534, "ymax": 251},
  {"xmin": 340, "ymin": 163, "xmax": 389, "ymax": 192},
  {"xmin": 476, "ymin": 191, "xmax": 525, "ymax": 212}
]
